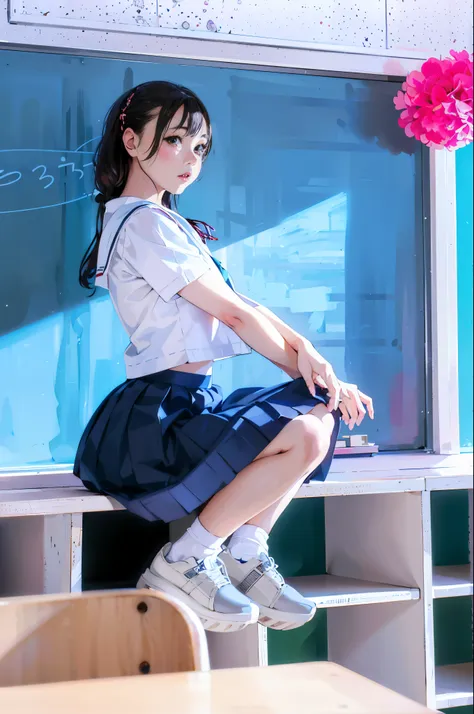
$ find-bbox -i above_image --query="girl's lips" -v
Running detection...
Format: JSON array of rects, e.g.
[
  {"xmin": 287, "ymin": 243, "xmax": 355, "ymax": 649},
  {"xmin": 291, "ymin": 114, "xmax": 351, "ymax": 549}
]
[{"xmin": 178, "ymin": 172, "xmax": 191, "ymax": 180}]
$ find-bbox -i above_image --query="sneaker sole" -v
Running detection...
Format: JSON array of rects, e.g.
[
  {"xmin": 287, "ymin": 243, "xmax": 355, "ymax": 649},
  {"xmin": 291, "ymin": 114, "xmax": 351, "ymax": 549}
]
[
  {"xmin": 257, "ymin": 603, "xmax": 317, "ymax": 631},
  {"xmin": 137, "ymin": 569, "xmax": 259, "ymax": 633}
]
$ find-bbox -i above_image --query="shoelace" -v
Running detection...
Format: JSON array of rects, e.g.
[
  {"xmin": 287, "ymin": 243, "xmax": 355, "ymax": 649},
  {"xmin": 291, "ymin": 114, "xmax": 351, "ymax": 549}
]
[
  {"xmin": 195, "ymin": 555, "xmax": 230, "ymax": 590},
  {"xmin": 259, "ymin": 553, "xmax": 285, "ymax": 586}
]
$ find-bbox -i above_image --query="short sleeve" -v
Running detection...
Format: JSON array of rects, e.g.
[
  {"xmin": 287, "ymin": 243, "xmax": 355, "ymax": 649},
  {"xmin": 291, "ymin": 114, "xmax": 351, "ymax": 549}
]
[{"xmin": 121, "ymin": 207, "xmax": 211, "ymax": 301}]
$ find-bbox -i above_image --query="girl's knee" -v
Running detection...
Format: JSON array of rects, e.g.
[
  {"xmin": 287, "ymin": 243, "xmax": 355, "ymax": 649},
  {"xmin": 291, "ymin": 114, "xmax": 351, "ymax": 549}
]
[{"xmin": 292, "ymin": 415, "xmax": 332, "ymax": 469}]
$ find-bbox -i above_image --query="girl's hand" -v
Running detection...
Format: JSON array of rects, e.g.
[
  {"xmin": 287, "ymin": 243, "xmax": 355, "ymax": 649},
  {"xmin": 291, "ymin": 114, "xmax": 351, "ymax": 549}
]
[
  {"xmin": 296, "ymin": 340, "xmax": 374, "ymax": 427},
  {"xmin": 337, "ymin": 382, "xmax": 375, "ymax": 430},
  {"xmin": 296, "ymin": 340, "xmax": 341, "ymax": 412},
  {"xmin": 313, "ymin": 376, "xmax": 375, "ymax": 429}
]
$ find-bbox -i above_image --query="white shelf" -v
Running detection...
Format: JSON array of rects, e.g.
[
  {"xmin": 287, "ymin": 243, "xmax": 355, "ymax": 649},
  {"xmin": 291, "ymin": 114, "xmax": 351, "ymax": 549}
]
[
  {"xmin": 4, "ymin": 451, "xmax": 471, "ymax": 494},
  {"xmin": 425, "ymin": 473, "xmax": 473, "ymax": 492},
  {"xmin": 287, "ymin": 574, "xmax": 420, "ymax": 608},
  {"xmin": 298, "ymin": 476, "xmax": 425, "ymax": 499},
  {"xmin": 0, "ymin": 488, "xmax": 122, "ymax": 518},
  {"xmin": 435, "ymin": 663, "xmax": 474, "ymax": 709},
  {"xmin": 432, "ymin": 565, "xmax": 473, "ymax": 599}
]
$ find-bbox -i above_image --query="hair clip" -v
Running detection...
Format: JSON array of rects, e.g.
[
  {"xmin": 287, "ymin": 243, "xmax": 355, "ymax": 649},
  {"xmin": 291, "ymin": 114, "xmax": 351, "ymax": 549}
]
[{"xmin": 119, "ymin": 91, "xmax": 136, "ymax": 132}]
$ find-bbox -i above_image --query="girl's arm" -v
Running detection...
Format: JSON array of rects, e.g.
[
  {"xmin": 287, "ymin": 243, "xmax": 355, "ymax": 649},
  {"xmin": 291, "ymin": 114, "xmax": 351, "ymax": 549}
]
[
  {"xmin": 179, "ymin": 272, "xmax": 300, "ymax": 377},
  {"xmin": 251, "ymin": 301, "xmax": 307, "ymax": 351},
  {"xmin": 179, "ymin": 270, "xmax": 373, "ymax": 418},
  {"xmin": 235, "ymin": 293, "xmax": 315, "ymax": 376},
  {"xmin": 234, "ymin": 292, "xmax": 340, "ymax": 411},
  {"xmin": 234, "ymin": 292, "xmax": 374, "ymax": 426},
  {"xmin": 180, "ymin": 272, "xmax": 341, "ymax": 406},
  {"xmin": 234, "ymin": 292, "xmax": 308, "ymax": 351}
]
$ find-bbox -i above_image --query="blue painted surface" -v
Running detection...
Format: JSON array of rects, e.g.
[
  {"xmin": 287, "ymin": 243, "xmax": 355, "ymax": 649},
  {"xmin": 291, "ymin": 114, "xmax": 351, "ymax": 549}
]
[
  {"xmin": 456, "ymin": 144, "xmax": 473, "ymax": 450},
  {"xmin": 0, "ymin": 50, "xmax": 426, "ymax": 467}
]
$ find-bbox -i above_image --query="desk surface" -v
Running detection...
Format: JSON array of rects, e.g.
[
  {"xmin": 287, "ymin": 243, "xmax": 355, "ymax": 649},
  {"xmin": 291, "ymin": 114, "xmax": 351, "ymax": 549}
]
[{"xmin": 0, "ymin": 662, "xmax": 438, "ymax": 713}]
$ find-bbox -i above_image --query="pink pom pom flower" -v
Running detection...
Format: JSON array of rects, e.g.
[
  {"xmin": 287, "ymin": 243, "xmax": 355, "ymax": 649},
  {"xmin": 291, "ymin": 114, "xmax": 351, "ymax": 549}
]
[{"xmin": 393, "ymin": 49, "xmax": 473, "ymax": 150}]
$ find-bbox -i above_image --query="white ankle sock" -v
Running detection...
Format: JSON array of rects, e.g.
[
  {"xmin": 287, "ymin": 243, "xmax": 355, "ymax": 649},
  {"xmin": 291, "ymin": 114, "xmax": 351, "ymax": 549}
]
[
  {"xmin": 228, "ymin": 525, "xmax": 269, "ymax": 562},
  {"xmin": 167, "ymin": 518, "xmax": 226, "ymax": 564}
]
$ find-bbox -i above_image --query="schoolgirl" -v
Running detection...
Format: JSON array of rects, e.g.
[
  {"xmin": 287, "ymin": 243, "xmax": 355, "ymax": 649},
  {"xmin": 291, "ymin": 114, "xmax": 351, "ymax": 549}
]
[{"xmin": 75, "ymin": 81, "xmax": 374, "ymax": 633}]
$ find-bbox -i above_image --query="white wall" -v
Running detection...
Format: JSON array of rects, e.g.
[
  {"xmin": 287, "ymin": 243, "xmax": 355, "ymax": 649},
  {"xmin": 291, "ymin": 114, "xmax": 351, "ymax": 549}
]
[{"xmin": 7, "ymin": 0, "xmax": 473, "ymax": 56}]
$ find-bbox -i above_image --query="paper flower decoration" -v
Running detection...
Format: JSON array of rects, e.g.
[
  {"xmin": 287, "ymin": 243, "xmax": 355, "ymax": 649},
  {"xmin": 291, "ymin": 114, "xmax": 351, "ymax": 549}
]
[{"xmin": 394, "ymin": 49, "xmax": 473, "ymax": 150}]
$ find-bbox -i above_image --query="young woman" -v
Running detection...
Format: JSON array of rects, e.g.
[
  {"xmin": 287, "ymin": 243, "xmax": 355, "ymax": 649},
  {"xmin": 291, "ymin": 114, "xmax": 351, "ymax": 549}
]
[{"xmin": 76, "ymin": 81, "xmax": 374, "ymax": 633}]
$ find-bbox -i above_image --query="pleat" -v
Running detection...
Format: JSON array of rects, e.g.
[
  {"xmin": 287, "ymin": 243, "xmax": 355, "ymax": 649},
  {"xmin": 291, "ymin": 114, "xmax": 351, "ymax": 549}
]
[
  {"xmin": 126, "ymin": 384, "xmax": 172, "ymax": 488},
  {"xmin": 75, "ymin": 374, "xmax": 340, "ymax": 523},
  {"xmin": 74, "ymin": 380, "xmax": 127, "ymax": 474},
  {"xmin": 75, "ymin": 381, "xmax": 135, "ymax": 492},
  {"xmin": 94, "ymin": 380, "xmax": 151, "ymax": 491}
]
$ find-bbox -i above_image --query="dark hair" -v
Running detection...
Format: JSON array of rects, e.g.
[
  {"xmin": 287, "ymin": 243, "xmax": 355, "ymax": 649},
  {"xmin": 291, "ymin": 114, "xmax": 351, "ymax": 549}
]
[{"xmin": 79, "ymin": 81, "xmax": 213, "ymax": 290}]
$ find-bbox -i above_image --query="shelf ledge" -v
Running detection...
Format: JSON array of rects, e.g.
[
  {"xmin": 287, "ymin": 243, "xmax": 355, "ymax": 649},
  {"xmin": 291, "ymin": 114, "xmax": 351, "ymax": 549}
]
[
  {"xmin": 435, "ymin": 663, "xmax": 474, "ymax": 709},
  {"xmin": 432, "ymin": 565, "xmax": 473, "ymax": 599},
  {"xmin": 287, "ymin": 574, "xmax": 420, "ymax": 608},
  {"xmin": 0, "ymin": 488, "xmax": 122, "ymax": 518}
]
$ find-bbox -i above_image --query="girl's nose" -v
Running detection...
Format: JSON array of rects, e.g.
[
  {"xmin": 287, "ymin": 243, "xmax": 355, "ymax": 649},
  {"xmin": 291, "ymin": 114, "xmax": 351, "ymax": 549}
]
[{"xmin": 185, "ymin": 150, "xmax": 198, "ymax": 166}]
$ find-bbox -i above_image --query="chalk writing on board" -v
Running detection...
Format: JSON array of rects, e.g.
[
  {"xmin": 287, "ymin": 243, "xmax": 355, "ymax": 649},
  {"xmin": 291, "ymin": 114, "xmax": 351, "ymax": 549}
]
[{"xmin": 0, "ymin": 139, "xmax": 99, "ymax": 215}]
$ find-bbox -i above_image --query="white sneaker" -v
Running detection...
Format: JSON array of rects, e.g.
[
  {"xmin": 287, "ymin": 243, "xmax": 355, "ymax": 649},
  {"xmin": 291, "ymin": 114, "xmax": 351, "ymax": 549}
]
[
  {"xmin": 220, "ymin": 549, "xmax": 316, "ymax": 631},
  {"xmin": 137, "ymin": 543, "xmax": 259, "ymax": 633}
]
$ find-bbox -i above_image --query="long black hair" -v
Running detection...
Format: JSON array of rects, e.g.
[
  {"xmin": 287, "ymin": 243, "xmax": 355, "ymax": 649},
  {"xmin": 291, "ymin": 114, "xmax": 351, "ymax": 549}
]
[{"xmin": 79, "ymin": 81, "xmax": 213, "ymax": 290}]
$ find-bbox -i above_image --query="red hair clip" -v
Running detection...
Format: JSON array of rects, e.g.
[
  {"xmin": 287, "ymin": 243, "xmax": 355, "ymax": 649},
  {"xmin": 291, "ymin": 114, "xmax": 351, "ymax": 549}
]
[{"xmin": 119, "ymin": 91, "xmax": 136, "ymax": 132}]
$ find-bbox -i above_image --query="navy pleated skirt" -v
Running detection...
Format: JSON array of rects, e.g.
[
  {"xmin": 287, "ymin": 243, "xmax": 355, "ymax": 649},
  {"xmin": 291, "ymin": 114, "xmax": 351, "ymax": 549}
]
[{"xmin": 74, "ymin": 370, "xmax": 340, "ymax": 523}]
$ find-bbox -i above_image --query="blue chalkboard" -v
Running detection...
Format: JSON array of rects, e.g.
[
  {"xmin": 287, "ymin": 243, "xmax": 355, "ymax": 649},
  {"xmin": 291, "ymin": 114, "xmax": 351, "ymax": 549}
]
[{"xmin": 0, "ymin": 49, "xmax": 425, "ymax": 468}]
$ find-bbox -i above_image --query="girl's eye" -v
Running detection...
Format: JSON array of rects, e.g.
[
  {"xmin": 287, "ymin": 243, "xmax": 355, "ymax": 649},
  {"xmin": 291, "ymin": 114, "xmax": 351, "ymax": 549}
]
[
  {"xmin": 165, "ymin": 136, "xmax": 181, "ymax": 146},
  {"xmin": 195, "ymin": 143, "xmax": 207, "ymax": 155}
]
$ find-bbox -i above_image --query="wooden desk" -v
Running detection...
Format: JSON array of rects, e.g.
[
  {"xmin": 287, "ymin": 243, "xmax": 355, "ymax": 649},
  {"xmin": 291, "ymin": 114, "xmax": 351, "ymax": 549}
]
[{"xmin": 0, "ymin": 662, "xmax": 438, "ymax": 713}]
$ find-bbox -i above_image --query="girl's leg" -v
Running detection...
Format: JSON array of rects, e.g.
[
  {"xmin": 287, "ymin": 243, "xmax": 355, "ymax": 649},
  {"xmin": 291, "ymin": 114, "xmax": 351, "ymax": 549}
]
[
  {"xmin": 199, "ymin": 403, "xmax": 334, "ymax": 538},
  {"xmin": 246, "ymin": 406, "xmax": 335, "ymax": 533},
  {"xmin": 223, "ymin": 474, "xmax": 308, "ymax": 563},
  {"xmin": 141, "ymin": 404, "xmax": 334, "ymax": 632},
  {"xmin": 214, "ymin": 404, "xmax": 335, "ymax": 630},
  {"xmin": 225, "ymin": 405, "xmax": 333, "ymax": 561}
]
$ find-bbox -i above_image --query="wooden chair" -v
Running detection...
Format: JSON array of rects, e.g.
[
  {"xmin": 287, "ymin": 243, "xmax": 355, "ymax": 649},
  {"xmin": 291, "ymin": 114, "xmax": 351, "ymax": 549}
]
[{"xmin": 0, "ymin": 589, "xmax": 209, "ymax": 686}]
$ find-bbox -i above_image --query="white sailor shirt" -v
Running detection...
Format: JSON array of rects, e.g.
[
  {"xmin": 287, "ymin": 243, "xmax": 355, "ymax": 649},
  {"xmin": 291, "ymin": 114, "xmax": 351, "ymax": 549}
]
[{"xmin": 95, "ymin": 197, "xmax": 255, "ymax": 379}]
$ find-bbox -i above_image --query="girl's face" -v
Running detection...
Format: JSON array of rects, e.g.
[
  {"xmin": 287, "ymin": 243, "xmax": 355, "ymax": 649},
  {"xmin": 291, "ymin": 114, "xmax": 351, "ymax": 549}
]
[{"xmin": 124, "ymin": 105, "xmax": 209, "ymax": 197}]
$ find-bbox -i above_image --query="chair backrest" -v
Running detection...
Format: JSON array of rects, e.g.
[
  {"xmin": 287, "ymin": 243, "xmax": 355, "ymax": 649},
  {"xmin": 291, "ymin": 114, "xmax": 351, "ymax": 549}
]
[{"xmin": 0, "ymin": 589, "xmax": 209, "ymax": 686}]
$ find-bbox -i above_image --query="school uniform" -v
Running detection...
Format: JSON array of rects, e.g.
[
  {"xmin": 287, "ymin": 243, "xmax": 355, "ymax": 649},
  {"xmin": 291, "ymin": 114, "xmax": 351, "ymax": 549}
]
[{"xmin": 74, "ymin": 197, "xmax": 340, "ymax": 522}]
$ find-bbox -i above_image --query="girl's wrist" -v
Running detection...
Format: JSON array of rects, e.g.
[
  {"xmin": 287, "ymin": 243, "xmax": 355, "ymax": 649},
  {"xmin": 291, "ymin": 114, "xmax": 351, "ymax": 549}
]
[{"xmin": 291, "ymin": 335, "xmax": 310, "ymax": 352}]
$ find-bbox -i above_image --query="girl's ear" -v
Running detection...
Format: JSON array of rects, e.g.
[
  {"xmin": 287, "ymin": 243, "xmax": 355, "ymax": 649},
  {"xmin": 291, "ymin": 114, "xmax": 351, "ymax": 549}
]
[{"xmin": 122, "ymin": 128, "xmax": 138, "ymax": 157}]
